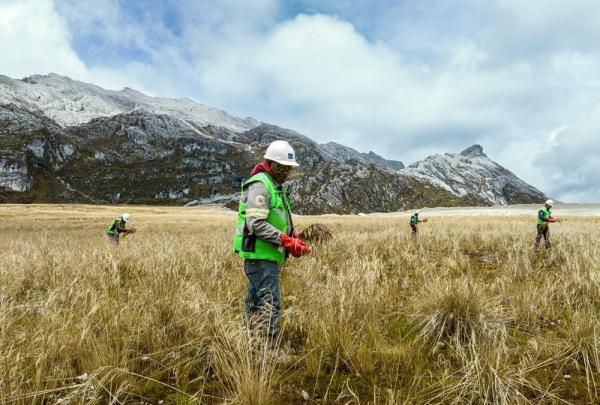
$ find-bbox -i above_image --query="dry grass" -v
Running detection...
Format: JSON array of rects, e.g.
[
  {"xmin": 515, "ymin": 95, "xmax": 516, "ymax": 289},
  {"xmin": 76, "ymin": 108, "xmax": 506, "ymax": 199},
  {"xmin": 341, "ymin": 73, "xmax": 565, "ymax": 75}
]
[{"xmin": 1, "ymin": 204, "xmax": 599, "ymax": 404}]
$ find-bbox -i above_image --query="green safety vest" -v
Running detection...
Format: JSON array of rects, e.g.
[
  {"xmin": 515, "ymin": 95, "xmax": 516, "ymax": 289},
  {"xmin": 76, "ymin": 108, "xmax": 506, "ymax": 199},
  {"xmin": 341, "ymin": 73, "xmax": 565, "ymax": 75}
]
[
  {"xmin": 232, "ymin": 172, "xmax": 292, "ymax": 264},
  {"xmin": 410, "ymin": 215, "xmax": 418, "ymax": 225},
  {"xmin": 536, "ymin": 207, "xmax": 552, "ymax": 225},
  {"xmin": 107, "ymin": 216, "xmax": 125, "ymax": 236}
]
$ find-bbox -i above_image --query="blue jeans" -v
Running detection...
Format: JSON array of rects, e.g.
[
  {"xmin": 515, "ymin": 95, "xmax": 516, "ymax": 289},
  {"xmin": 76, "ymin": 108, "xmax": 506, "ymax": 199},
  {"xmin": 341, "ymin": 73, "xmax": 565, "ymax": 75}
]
[{"xmin": 244, "ymin": 259, "xmax": 281, "ymax": 340}]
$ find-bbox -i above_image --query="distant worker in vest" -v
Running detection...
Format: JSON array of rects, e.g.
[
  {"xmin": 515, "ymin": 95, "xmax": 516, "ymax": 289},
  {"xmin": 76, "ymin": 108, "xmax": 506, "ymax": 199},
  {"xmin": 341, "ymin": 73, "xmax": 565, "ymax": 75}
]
[
  {"xmin": 107, "ymin": 213, "xmax": 136, "ymax": 244},
  {"xmin": 410, "ymin": 210, "xmax": 425, "ymax": 234},
  {"xmin": 233, "ymin": 140, "xmax": 311, "ymax": 344},
  {"xmin": 535, "ymin": 199, "xmax": 556, "ymax": 250}
]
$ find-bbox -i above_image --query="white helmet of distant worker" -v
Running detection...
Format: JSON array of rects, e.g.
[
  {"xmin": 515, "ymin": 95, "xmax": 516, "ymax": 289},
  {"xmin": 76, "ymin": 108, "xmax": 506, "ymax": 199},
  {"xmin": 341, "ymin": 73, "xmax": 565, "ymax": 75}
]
[
  {"xmin": 122, "ymin": 213, "xmax": 130, "ymax": 222},
  {"xmin": 415, "ymin": 210, "xmax": 420, "ymax": 215},
  {"xmin": 263, "ymin": 140, "xmax": 299, "ymax": 167},
  {"xmin": 545, "ymin": 199, "xmax": 554, "ymax": 207}
]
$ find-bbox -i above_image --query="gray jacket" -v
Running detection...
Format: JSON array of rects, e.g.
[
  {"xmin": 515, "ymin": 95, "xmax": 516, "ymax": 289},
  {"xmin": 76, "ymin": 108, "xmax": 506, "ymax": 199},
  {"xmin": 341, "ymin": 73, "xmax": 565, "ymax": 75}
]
[{"xmin": 242, "ymin": 180, "xmax": 294, "ymax": 245}]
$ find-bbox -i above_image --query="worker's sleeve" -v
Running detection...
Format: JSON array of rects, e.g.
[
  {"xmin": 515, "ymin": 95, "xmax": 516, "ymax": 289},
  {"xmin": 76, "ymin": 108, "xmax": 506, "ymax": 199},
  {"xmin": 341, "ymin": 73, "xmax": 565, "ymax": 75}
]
[
  {"xmin": 538, "ymin": 210, "xmax": 548, "ymax": 222},
  {"xmin": 282, "ymin": 184, "xmax": 294, "ymax": 237},
  {"xmin": 244, "ymin": 182, "xmax": 283, "ymax": 245},
  {"xmin": 115, "ymin": 221, "xmax": 125, "ymax": 233}
]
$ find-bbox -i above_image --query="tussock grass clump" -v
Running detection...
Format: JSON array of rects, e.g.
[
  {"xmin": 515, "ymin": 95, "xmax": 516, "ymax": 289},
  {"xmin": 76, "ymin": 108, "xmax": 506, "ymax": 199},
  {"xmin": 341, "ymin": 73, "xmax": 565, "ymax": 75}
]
[
  {"xmin": 565, "ymin": 311, "xmax": 600, "ymax": 400},
  {"xmin": 409, "ymin": 278, "xmax": 511, "ymax": 349},
  {"xmin": 210, "ymin": 320, "xmax": 280, "ymax": 405},
  {"xmin": 434, "ymin": 343, "xmax": 561, "ymax": 405}
]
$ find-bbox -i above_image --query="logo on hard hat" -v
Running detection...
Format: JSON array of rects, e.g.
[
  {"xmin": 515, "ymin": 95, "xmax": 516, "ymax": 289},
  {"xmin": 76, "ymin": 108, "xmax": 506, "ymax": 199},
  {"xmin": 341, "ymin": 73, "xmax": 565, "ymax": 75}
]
[{"xmin": 288, "ymin": 153, "xmax": 294, "ymax": 159}]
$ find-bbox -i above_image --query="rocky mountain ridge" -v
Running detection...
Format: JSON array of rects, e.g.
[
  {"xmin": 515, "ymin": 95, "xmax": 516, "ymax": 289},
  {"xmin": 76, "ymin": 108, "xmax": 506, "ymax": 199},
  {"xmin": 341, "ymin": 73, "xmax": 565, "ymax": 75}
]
[
  {"xmin": 0, "ymin": 73, "xmax": 259, "ymax": 132},
  {"xmin": 0, "ymin": 73, "xmax": 547, "ymax": 213},
  {"xmin": 402, "ymin": 144, "xmax": 546, "ymax": 205},
  {"xmin": 320, "ymin": 142, "xmax": 405, "ymax": 171}
]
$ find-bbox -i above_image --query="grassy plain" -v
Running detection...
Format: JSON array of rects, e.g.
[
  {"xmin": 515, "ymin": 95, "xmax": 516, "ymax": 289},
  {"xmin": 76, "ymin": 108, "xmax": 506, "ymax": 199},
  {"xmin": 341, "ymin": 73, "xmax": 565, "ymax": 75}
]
[{"xmin": 0, "ymin": 204, "xmax": 599, "ymax": 404}]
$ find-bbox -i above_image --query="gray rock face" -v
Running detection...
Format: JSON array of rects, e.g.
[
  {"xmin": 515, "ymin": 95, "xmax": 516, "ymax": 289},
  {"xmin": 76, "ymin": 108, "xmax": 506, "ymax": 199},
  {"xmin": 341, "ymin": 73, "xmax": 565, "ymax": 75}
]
[
  {"xmin": 321, "ymin": 142, "xmax": 405, "ymax": 170},
  {"xmin": 402, "ymin": 145, "xmax": 546, "ymax": 205},
  {"xmin": 0, "ymin": 103, "xmax": 63, "ymax": 133},
  {"xmin": 236, "ymin": 126, "xmax": 490, "ymax": 213},
  {"xmin": 460, "ymin": 144, "xmax": 485, "ymax": 157},
  {"xmin": 239, "ymin": 124, "xmax": 330, "ymax": 173},
  {"xmin": 0, "ymin": 73, "xmax": 547, "ymax": 212},
  {"xmin": 0, "ymin": 158, "xmax": 31, "ymax": 192}
]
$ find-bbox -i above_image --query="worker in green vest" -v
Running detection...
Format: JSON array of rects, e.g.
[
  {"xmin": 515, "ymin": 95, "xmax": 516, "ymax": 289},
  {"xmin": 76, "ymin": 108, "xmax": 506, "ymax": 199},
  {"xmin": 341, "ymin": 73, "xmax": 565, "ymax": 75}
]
[
  {"xmin": 410, "ymin": 210, "xmax": 422, "ymax": 234},
  {"xmin": 233, "ymin": 140, "xmax": 311, "ymax": 343},
  {"xmin": 106, "ymin": 213, "xmax": 135, "ymax": 244},
  {"xmin": 535, "ymin": 199, "xmax": 556, "ymax": 250}
]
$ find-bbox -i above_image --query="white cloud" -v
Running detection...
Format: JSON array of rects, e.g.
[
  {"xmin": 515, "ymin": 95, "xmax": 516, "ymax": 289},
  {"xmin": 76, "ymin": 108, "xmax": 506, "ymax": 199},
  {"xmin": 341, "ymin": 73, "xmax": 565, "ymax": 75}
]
[
  {"xmin": 191, "ymin": 13, "xmax": 560, "ymax": 162},
  {"xmin": 185, "ymin": 7, "xmax": 600, "ymax": 201},
  {"xmin": 0, "ymin": 0, "xmax": 87, "ymax": 79},
  {"xmin": 2, "ymin": 0, "xmax": 600, "ymax": 201},
  {"xmin": 0, "ymin": 0, "xmax": 186, "ymax": 96},
  {"xmin": 533, "ymin": 106, "xmax": 600, "ymax": 203}
]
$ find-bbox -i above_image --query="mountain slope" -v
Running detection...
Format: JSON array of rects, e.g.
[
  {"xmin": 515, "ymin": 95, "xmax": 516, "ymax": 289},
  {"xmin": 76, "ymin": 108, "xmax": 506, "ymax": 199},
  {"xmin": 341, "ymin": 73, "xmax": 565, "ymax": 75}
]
[
  {"xmin": 0, "ymin": 73, "xmax": 547, "ymax": 213},
  {"xmin": 321, "ymin": 142, "xmax": 405, "ymax": 170},
  {"xmin": 401, "ymin": 145, "xmax": 546, "ymax": 204},
  {"xmin": 0, "ymin": 73, "xmax": 259, "ymax": 132}
]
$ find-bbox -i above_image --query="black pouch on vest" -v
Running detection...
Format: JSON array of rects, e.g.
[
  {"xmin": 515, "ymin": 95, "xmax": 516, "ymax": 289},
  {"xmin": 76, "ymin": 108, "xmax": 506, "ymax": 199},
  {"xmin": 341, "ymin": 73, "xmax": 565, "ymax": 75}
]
[{"xmin": 242, "ymin": 223, "xmax": 257, "ymax": 253}]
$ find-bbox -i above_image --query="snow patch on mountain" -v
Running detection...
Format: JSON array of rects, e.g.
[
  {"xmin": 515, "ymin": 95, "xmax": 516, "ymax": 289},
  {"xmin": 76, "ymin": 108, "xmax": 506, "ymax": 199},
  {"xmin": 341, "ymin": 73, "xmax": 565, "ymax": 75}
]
[{"xmin": 0, "ymin": 73, "xmax": 260, "ymax": 132}]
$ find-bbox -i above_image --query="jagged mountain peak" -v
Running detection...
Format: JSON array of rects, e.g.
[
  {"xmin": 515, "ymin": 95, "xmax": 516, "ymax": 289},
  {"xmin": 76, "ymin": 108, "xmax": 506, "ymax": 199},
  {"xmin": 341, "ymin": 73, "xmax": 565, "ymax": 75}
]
[
  {"xmin": 122, "ymin": 86, "xmax": 145, "ymax": 95},
  {"xmin": 402, "ymin": 145, "xmax": 546, "ymax": 205},
  {"xmin": 460, "ymin": 144, "xmax": 485, "ymax": 157}
]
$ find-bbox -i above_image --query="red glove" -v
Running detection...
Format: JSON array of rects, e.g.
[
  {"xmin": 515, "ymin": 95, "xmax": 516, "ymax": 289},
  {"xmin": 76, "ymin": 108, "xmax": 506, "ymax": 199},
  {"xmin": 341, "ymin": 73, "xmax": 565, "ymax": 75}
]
[
  {"xmin": 548, "ymin": 217, "xmax": 556, "ymax": 223},
  {"xmin": 281, "ymin": 234, "xmax": 311, "ymax": 257}
]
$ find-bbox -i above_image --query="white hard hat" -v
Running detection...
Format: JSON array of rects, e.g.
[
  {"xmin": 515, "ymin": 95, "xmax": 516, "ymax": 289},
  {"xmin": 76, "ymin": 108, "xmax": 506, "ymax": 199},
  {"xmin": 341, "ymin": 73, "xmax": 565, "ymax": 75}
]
[
  {"xmin": 415, "ymin": 210, "xmax": 420, "ymax": 214},
  {"xmin": 545, "ymin": 199, "xmax": 554, "ymax": 207},
  {"xmin": 122, "ymin": 213, "xmax": 130, "ymax": 222},
  {"xmin": 263, "ymin": 140, "xmax": 299, "ymax": 167}
]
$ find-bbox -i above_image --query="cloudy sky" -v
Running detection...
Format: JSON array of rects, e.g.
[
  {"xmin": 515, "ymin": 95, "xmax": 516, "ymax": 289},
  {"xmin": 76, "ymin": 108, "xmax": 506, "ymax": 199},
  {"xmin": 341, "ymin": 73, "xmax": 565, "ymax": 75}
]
[{"xmin": 1, "ymin": 0, "xmax": 599, "ymax": 202}]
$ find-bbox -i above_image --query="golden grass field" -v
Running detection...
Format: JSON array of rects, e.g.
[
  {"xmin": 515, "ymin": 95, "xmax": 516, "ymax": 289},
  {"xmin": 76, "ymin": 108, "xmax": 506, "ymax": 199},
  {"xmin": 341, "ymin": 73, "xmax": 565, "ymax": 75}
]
[{"xmin": 1, "ymin": 204, "xmax": 599, "ymax": 404}]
